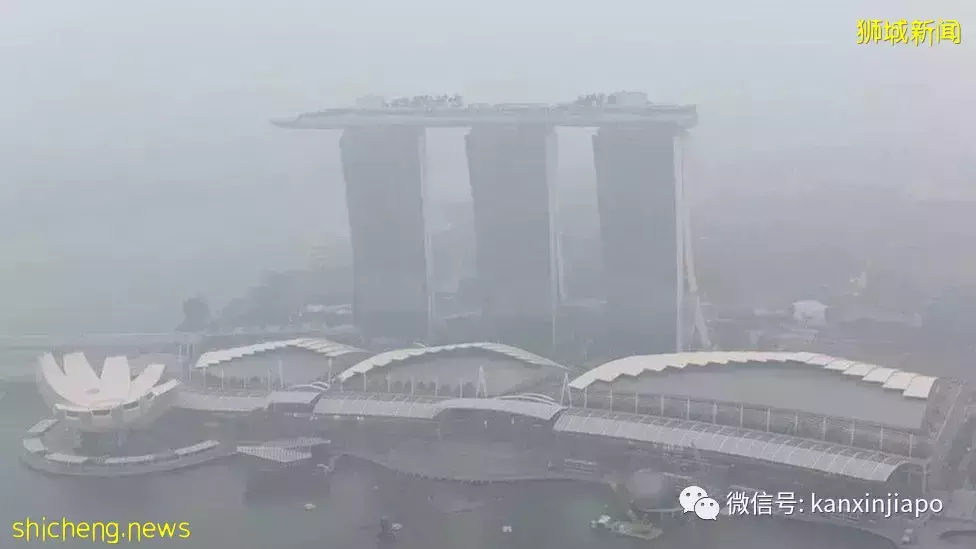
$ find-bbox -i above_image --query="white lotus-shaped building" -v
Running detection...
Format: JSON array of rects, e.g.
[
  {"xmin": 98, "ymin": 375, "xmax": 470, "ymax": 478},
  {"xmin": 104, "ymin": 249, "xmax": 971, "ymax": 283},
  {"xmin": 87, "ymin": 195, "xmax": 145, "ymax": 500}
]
[{"xmin": 37, "ymin": 352, "xmax": 180, "ymax": 432}]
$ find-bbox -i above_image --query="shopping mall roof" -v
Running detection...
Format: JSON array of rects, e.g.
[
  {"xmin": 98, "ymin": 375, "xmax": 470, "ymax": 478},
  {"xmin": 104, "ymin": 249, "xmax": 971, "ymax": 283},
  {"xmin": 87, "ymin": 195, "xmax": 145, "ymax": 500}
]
[
  {"xmin": 309, "ymin": 392, "xmax": 566, "ymax": 422},
  {"xmin": 175, "ymin": 390, "xmax": 269, "ymax": 413},
  {"xmin": 554, "ymin": 409, "xmax": 915, "ymax": 482},
  {"xmin": 312, "ymin": 392, "xmax": 443, "ymax": 420},
  {"xmin": 436, "ymin": 397, "xmax": 565, "ymax": 421},
  {"xmin": 266, "ymin": 391, "xmax": 322, "ymax": 407},
  {"xmin": 194, "ymin": 338, "xmax": 365, "ymax": 369},
  {"xmin": 569, "ymin": 352, "xmax": 938, "ymax": 430},
  {"xmin": 335, "ymin": 342, "xmax": 570, "ymax": 383}
]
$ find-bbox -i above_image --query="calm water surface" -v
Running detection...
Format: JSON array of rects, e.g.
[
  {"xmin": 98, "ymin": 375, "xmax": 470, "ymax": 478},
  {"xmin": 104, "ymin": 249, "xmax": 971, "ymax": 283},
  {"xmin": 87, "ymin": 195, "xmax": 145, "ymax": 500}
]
[{"xmin": 0, "ymin": 398, "xmax": 894, "ymax": 549}]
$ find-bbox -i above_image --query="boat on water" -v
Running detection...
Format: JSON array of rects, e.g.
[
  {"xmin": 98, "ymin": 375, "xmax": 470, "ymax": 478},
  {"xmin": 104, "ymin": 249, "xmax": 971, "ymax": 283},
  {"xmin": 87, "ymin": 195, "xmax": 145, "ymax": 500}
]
[
  {"xmin": 590, "ymin": 514, "xmax": 663, "ymax": 541},
  {"xmin": 377, "ymin": 517, "xmax": 403, "ymax": 541}
]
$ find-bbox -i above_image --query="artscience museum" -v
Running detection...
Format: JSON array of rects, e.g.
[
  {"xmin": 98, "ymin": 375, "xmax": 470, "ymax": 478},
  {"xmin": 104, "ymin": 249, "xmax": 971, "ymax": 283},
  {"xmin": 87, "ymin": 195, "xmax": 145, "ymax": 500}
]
[{"xmin": 37, "ymin": 352, "xmax": 179, "ymax": 432}]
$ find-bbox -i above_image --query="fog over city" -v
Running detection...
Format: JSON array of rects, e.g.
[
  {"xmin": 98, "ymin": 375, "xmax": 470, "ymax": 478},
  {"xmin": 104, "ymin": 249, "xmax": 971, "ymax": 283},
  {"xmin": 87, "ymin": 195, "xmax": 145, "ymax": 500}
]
[
  {"xmin": 1, "ymin": 0, "xmax": 974, "ymax": 336},
  {"xmin": 5, "ymin": 3, "xmax": 976, "ymax": 549}
]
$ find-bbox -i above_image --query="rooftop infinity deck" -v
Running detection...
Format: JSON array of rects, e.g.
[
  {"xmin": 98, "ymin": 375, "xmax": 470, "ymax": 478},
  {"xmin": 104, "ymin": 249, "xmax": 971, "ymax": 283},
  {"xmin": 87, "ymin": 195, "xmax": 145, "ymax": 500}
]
[{"xmin": 272, "ymin": 103, "xmax": 698, "ymax": 130}]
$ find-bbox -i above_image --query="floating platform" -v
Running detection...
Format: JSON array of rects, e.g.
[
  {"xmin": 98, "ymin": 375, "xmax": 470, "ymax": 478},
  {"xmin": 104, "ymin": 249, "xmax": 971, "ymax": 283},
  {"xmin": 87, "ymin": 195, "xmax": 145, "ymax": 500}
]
[
  {"xmin": 591, "ymin": 515, "xmax": 663, "ymax": 541},
  {"xmin": 611, "ymin": 521, "xmax": 663, "ymax": 541},
  {"xmin": 238, "ymin": 445, "xmax": 333, "ymax": 503},
  {"xmin": 237, "ymin": 446, "xmax": 313, "ymax": 466}
]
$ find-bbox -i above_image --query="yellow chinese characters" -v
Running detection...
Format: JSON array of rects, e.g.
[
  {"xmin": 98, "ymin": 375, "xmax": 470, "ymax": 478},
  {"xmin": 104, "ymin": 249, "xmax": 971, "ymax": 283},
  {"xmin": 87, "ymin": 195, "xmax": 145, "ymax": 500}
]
[{"xmin": 857, "ymin": 19, "xmax": 962, "ymax": 45}]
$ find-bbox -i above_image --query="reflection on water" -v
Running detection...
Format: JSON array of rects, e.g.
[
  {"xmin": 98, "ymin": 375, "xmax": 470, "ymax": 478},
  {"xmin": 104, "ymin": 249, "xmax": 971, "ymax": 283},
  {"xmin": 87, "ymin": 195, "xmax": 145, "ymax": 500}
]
[{"xmin": 1, "ymin": 411, "xmax": 894, "ymax": 549}]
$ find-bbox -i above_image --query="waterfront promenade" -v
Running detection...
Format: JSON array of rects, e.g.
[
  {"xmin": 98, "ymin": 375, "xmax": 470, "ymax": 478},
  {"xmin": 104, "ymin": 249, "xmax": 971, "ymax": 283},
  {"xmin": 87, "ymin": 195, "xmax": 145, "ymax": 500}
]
[
  {"xmin": 336, "ymin": 439, "xmax": 609, "ymax": 485},
  {"xmin": 332, "ymin": 440, "xmax": 976, "ymax": 549},
  {"xmin": 916, "ymin": 489, "xmax": 976, "ymax": 548},
  {"xmin": 21, "ymin": 444, "xmax": 234, "ymax": 477},
  {"xmin": 19, "ymin": 417, "xmax": 237, "ymax": 477},
  {"xmin": 17, "ymin": 423, "xmax": 975, "ymax": 548}
]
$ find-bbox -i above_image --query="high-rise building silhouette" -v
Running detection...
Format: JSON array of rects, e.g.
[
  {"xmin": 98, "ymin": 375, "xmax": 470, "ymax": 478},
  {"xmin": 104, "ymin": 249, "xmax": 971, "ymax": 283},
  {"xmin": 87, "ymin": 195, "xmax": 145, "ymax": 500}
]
[
  {"xmin": 275, "ymin": 96, "xmax": 705, "ymax": 354},
  {"xmin": 466, "ymin": 125, "xmax": 560, "ymax": 354},
  {"xmin": 594, "ymin": 127, "xmax": 680, "ymax": 356},
  {"xmin": 340, "ymin": 126, "xmax": 429, "ymax": 340}
]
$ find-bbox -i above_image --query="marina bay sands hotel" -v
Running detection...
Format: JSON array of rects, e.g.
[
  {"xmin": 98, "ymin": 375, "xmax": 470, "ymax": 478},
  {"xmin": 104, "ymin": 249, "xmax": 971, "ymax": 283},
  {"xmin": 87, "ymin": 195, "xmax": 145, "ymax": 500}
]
[{"xmin": 273, "ymin": 93, "xmax": 707, "ymax": 357}]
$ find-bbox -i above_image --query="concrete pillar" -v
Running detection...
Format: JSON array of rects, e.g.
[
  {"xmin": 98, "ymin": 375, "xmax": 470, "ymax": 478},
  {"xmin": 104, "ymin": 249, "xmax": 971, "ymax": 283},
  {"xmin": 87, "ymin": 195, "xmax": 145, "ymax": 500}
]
[
  {"xmin": 593, "ymin": 126, "xmax": 680, "ymax": 356},
  {"xmin": 340, "ymin": 126, "xmax": 430, "ymax": 340},
  {"xmin": 465, "ymin": 125, "xmax": 560, "ymax": 355}
]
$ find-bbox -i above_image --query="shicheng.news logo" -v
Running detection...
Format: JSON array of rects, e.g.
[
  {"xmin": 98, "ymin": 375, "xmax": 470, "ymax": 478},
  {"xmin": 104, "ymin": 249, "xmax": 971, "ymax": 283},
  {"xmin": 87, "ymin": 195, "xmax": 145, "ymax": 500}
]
[{"xmin": 726, "ymin": 491, "xmax": 944, "ymax": 519}]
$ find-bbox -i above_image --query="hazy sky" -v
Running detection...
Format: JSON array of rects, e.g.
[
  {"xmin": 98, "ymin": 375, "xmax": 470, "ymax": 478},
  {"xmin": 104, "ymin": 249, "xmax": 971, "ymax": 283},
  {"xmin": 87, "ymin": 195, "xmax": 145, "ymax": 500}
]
[{"xmin": 1, "ymin": 0, "xmax": 973, "ymax": 333}]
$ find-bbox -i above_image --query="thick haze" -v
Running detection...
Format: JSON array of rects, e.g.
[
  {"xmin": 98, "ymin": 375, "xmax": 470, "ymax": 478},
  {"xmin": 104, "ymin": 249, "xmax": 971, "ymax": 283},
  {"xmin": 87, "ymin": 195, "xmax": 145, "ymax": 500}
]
[{"xmin": 1, "ymin": 0, "xmax": 973, "ymax": 333}]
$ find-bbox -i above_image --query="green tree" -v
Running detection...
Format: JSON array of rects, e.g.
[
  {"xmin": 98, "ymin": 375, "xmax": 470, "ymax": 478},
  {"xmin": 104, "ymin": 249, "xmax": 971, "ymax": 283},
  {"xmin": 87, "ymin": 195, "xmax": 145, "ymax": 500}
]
[{"xmin": 178, "ymin": 296, "xmax": 210, "ymax": 332}]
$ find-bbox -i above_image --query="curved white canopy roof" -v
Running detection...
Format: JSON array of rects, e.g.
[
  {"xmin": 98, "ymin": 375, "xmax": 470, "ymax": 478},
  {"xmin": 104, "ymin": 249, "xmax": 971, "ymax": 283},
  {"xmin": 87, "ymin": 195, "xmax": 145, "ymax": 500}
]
[
  {"xmin": 436, "ymin": 398, "xmax": 565, "ymax": 421},
  {"xmin": 312, "ymin": 392, "xmax": 442, "ymax": 420},
  {"xmin": 308, "ymin": 392, "xmax": 566, "ymax": 421},
  {"xmin": 554, "ymin": 409, "xmax": 915, "ymax": 483},
  {"xmin": 336, "ymin": 342, "xmax": 568, "ymax": 383},
  {"xmin": 194, "ymin": 338, "xmax": 364, "ymax": 369},
  {"xmin": 569, "ymin": 351, "xmax": 939, "ymax": 400}
]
